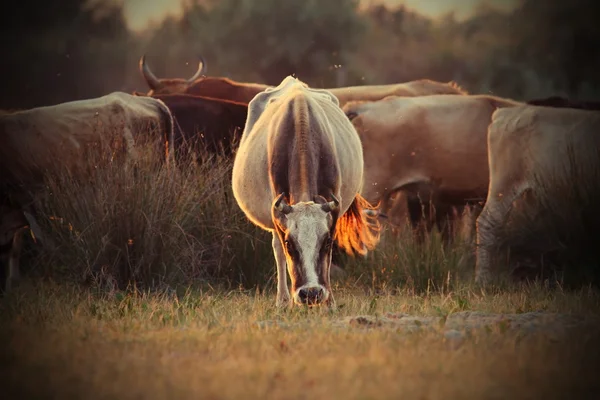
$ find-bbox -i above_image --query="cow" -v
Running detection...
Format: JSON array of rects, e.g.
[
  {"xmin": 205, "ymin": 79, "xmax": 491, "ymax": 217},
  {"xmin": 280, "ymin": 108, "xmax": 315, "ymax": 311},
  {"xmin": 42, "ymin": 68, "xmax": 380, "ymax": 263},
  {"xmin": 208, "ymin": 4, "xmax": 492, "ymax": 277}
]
[
  {"xmin": 475, "ymin": 105, "xmax": 600, "ymax": 284},
  {"xmin": 139, "ymin": 56, "xmax": 467, "ymax": 108},
  {"xmin": 343, "ymin": 94, "xmax": 523, "ymax": 240},
  {"xmin": 231, "ymin": 76, "xmax": 380, "ymax": 308},
  {"xmin": 328, "ymin": 80, "xmax": 468, "ymax": 108},
  {"xmin": 140, "ymin": 55, "xmax": 270, "ymax": 104},
  {"xmin": 144, "ymin": 94, "xmax": 248, "ymax": 161},
  {"xmin": 0, "ymin": 92, "xmax": 175, "ymax": 292},
  {"xmin": 527, "ymin": 96, "xmax": 600, "ymax": 111}
]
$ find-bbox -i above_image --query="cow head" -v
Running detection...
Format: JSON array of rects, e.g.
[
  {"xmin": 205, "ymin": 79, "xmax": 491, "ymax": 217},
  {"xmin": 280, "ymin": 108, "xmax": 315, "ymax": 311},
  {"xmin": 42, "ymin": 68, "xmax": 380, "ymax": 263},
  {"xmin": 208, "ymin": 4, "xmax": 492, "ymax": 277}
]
[
  {"xmin": 272, "ymin": 193, "xmax": 340, "ymax": 306},
  {"xmin": 139, "ymin": 54, "xmax": 206, "ymax": 95}
]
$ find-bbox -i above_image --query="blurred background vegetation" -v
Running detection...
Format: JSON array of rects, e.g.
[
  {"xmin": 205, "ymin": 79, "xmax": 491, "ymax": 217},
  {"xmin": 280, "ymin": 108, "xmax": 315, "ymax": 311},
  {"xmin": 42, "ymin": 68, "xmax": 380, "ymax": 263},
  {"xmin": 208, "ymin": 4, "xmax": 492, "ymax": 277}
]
[{"xmin": 1, "ymin": 0, "xmax": 599, "ymax": 109}]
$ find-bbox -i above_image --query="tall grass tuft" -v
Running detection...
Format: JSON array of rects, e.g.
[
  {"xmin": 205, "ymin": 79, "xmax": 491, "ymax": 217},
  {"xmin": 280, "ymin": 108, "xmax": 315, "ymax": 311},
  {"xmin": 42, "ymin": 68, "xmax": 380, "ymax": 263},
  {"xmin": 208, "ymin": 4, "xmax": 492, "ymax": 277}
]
[
  {"xmin": 485, "ymin": 143, "xmax": 600, "ymax": 286},
  {"xmin": 337, "ymin": 210, "xmax": 477, "ymax": 294},
  {"xmin": 27, "ymin": 126, "xmax": 274, "ymax": 291}
]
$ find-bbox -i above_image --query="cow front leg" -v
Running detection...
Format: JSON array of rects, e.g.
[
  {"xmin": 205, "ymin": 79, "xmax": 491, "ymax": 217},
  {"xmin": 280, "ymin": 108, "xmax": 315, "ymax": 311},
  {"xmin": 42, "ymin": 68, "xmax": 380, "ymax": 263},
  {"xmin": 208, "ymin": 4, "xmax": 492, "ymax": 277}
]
[
  {"xmin": 272, "ymin": 233, "xmax": 291, "ymax": 308},
  {"xmin": 6, "ymin": 227, "xmax": 26, "ymax": 292},
  {"xmin": 475, "ymin": 205, "xmax": 499, "ymax": 285},
  {"xmin": 324, "ymin": 256, "xmax": 337, "ymax": 310}
]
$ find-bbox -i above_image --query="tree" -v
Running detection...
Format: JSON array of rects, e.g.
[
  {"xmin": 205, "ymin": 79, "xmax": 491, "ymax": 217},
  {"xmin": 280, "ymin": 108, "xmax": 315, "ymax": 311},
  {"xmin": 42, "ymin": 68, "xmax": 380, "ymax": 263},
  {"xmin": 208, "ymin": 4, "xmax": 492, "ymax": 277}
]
[
  {"xmin": 178, "ymin": 0, "xmax": 366, "ymax": 87},
  {"xmin": 509, "ymin": 0, "xmax": 600, "ymax": 98},
  {"xmin": 1, "ymin": 0, "xmax": 131, "ymax": 108}
]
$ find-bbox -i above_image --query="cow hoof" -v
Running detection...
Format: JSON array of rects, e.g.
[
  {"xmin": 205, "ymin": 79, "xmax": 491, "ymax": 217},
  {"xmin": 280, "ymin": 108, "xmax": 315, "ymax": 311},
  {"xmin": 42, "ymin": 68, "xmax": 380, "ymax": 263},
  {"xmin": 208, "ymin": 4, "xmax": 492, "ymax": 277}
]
[
  {"xmin": 474, "ymin": 272, "xmax": 491, "ymax": 286},
  {"xmin": 276, "ymin": 296, "xmax": 291, "ymax": 309},
  {"xmin": 325, "ymin": 298, "xmax": 337, "ymax": 311}
]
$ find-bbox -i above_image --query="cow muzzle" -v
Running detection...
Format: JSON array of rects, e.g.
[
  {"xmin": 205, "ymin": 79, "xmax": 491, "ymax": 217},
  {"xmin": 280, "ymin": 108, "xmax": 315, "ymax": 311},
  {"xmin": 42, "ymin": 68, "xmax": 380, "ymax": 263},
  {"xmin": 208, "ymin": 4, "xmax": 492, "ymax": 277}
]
[{"xmin": 294, "ymin": 285, "xmax": 327, "ymax": 306}]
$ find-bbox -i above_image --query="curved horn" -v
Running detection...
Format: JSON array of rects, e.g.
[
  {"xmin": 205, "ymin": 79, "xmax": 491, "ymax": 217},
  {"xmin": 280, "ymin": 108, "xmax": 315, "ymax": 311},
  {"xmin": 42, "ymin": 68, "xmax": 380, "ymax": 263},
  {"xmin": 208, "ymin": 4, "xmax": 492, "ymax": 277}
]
[
  {"xmin": 187, "ymin": 55, "xmax": 207, "ymax": 83},
  {"xmin": 139, "ymin": 54, "xmax": 162, "ymax": 90},
  {"xmin": 274, "ymin": 193, "xmax": 292, "ymax": 214},
  {"xmin": 322, "ymin": 193, "xmax": 340, "ymax": 213}
]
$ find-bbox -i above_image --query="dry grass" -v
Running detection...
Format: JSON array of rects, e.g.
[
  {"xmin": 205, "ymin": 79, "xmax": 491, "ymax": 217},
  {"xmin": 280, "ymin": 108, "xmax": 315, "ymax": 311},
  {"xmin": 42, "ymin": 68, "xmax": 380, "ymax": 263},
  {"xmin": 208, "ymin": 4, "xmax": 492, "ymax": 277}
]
[
  {"xmin": 4, "ymin": 130, "xmax": 600, "ymax": 399},
  {"xmin": 24, "ymin": 133, "xmax": 275, "ymax": 291},
  {"xmin": 1, "ymin": 281, "xmax": 599, "ymax": 400},
  {"xmin": 482, "ymin": 143, "xmax": 600, "ymax": 286}
]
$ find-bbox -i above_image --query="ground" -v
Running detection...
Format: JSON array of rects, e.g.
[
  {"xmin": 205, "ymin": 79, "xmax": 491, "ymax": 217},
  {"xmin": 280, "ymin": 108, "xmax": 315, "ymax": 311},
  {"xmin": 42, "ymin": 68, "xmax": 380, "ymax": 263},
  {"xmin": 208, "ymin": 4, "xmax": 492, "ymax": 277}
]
[{"xmin": 1, "ymin": 280, "xmax": 599, "ymax": 400}]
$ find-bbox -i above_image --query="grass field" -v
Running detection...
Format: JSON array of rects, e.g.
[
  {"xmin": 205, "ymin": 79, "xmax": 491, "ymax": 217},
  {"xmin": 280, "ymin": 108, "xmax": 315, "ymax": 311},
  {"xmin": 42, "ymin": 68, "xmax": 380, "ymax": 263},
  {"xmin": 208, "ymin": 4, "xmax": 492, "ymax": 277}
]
[
  {"xmin": 1, "ymin": 281, "xmax": 600, "ymax": 399},
  {"xmin": 2, "ymin": 139, "xmax": 600, "ymax": 399}
]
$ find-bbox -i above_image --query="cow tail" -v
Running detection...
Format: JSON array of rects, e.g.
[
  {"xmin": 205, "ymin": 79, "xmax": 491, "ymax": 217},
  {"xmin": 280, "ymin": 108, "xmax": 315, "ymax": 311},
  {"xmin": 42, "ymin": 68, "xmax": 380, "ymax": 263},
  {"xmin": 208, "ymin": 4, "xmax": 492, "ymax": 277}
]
[{"xmin": 334, "ymin": 194, "xmax": 381, "ymax": 256}]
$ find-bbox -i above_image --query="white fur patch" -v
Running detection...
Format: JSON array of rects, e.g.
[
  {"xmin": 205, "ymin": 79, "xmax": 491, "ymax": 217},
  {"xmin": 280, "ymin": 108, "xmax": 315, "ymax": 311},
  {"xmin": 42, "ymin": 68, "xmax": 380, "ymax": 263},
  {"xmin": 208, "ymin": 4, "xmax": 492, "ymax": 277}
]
[{"xmin": 282, "ymin": 202, "xmax": 332, "ymax": 302}]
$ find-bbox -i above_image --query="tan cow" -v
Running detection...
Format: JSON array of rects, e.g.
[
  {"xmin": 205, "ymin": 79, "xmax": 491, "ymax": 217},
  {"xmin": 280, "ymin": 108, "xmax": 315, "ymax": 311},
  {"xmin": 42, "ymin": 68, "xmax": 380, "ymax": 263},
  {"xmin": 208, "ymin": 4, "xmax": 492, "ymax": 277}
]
[
  {"xmin": 328, "ymin": 79, "xmax": 467, "ymax": 108},
  {"xmin": 0, "ymin": 92, "xmax": 175, "ymax": 291},
  {"xmin": 343, "ymin": 94, "xmax": 523, "ymax": 238},
  {"xmin": 475, "ymin": 105, "xmax": 600, "ymax": 284}
]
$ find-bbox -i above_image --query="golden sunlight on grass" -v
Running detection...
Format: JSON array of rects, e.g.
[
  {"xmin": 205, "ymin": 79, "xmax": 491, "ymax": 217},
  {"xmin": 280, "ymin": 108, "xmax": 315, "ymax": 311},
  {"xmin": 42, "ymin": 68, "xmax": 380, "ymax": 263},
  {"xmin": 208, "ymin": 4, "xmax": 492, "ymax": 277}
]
[{"xmin": 1, "ymin": 281, "xmax": 599, "ymax": 400}]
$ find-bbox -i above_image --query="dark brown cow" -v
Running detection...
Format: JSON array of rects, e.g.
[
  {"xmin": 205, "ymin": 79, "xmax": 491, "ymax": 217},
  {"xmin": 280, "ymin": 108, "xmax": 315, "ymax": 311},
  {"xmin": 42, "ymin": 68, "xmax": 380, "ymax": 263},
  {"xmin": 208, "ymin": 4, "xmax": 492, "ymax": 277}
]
[
  {"xmin": 148, "ymin": 94, "xmax": 248, "ymax": 160},
  {"xmin": 140, "ymin": 55, "xmax": 270, "ymax": 104},
  {"xmin": 139, "ymin": 56, "xmax": 468, "ymax": 108},
  {"xmin": 527, "ymin": 96, "xmax": 600, "ymax": 111}
]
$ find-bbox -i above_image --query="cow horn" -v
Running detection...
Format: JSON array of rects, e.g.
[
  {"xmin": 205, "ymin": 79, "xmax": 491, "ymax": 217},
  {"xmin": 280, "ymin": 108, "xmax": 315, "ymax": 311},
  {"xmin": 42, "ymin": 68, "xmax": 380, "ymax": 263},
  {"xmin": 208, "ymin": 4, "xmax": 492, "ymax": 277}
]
[
  {"xmin": 322, "ymin": 193, "xmax": 340, "ymax": 213},
  {"xmin": 187, "ymin": 55, "xmax": 207, "ymax": 83},
  {"xmin": 274, "ymin": 193, "xmax": 293, "ymax": 214},
  {"xmin": 139, "ymin": 54, "xmax": 162, "ymax": 90}
]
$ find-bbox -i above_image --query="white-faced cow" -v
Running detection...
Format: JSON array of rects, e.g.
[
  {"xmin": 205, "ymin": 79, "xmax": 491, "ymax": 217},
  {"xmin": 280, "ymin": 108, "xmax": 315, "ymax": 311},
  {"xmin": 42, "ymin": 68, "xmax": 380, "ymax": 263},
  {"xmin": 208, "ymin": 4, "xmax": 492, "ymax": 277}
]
[
  {"xmin": 231, "ymin": 76, "xmax": 380, "ymax": 308},
  {"xmin": 343, "ymin": 94, "xmax": 523, "ymax": 239},
  {"xmin": 475, "ymin": 105, "xmax": 600, "ymax": 284},
  {"xmin": 0, "ymin": 92, "xmax": 174, "ymax": 292}
]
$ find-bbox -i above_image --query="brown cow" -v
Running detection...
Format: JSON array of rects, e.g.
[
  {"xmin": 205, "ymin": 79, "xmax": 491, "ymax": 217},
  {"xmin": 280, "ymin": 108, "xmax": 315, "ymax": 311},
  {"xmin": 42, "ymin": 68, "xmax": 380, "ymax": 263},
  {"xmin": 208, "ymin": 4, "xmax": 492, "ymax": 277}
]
[
  {"xmin": 0, "ymin": 92, "xmax": 175, "ymax": 291},
  {"xmin": 343, "ymin": 94, "xmax": 523, "ymax": 239},
  {"xmin": 139, "ymin": 56, "xmax": 467, "ymax": 108},
  {"xmin": 140, "ymin": 55, "xmax": 270, "ymax": 104},
  {"xmin": 475, "ymin": 105, "xmax": 600, "ymax": 284}
]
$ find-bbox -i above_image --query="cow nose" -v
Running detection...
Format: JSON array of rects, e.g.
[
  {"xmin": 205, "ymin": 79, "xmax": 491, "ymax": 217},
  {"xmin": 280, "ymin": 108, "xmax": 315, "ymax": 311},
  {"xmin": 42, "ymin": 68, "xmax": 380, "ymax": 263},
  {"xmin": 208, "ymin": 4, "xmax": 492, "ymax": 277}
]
[{"xmin": 298, "ymin": 287, "xmax": 324, "ymax": 305}]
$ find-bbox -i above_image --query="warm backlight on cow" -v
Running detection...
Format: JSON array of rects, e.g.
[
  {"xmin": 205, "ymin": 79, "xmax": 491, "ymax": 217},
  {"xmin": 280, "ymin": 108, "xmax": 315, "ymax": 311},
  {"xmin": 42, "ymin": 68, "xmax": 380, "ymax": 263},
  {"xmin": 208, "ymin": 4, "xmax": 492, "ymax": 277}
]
[{"xmin": 231, "ymin": 76, "xmax": 380, "ymax": 308}]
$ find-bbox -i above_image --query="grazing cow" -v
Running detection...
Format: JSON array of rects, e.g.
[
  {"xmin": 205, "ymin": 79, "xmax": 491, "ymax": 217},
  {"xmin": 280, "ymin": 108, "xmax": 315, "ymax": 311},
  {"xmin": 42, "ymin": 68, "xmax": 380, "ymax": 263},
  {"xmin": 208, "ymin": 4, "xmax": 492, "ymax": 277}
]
[
  {"xmin": 140, "ymin": 55, "xmax": 270, "ymax": 104},
  {"xmin": 527, "ymin": 96, "xmax": 600, "ymax": 111},
  {"xmin": 231, "ymin": 76, "xmax": 380, "ymax": 308},
  {"xmin": 0, "ymin": 92, "xmax": 174, "ymax": 291},
  {"xmin": 139, "ymin": 56, "xmax": 467, "ymax": 108},
  {"xmin": 475, "ymin": 105, "xmax": 600, "ymax": 284},
  {"xmin": 147, "ymin": 94, "xmax": 248, "ymax": 160},
  {"xmin": 343, "ymin": 94, "xmax": 523, "ymax": 238}
]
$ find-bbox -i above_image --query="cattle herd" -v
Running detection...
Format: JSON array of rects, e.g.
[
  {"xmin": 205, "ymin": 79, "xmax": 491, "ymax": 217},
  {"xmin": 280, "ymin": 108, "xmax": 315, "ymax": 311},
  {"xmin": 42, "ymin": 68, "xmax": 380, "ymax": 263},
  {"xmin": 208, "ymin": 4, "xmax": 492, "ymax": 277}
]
[{"xmin": 1, "ymin": 55, "xmax": 599, "ymax": 306}]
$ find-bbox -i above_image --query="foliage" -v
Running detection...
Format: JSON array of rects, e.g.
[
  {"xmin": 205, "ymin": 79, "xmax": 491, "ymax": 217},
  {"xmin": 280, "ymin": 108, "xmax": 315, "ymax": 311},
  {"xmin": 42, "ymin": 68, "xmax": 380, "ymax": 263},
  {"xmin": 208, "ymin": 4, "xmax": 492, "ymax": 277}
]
[{"xmin": 4, "ymin": 0, "xmax": 600, "ymax": 109}]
